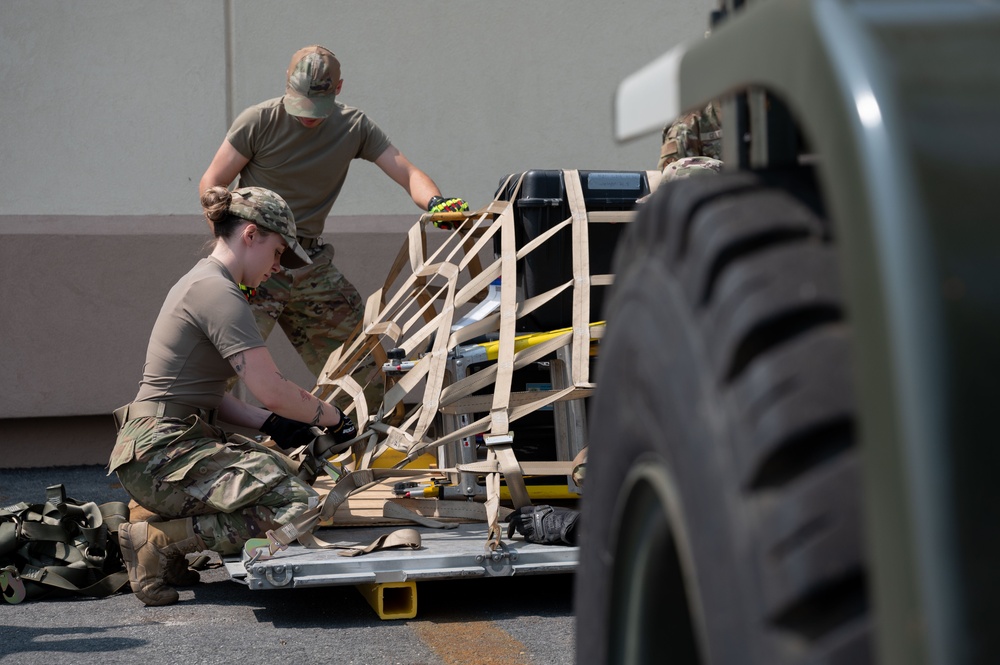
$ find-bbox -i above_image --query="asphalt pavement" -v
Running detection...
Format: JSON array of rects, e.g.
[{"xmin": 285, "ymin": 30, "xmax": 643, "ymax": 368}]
[{"xmin": 0, "ymin": 465, "xmax": 575, "ymax": 665}]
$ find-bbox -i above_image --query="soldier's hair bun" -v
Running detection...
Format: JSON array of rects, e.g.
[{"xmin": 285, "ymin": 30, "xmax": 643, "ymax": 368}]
[{"xmin": 201, "ymin": 186, "xmax": 233, "ymax": 223}]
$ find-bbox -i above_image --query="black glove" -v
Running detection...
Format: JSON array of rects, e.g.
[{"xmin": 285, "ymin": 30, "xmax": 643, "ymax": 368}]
[
  {"xmin": 259, "ymin": 413, "xmax": 317, "ymax": 450},
  {"xmin": 427, "ymin": 196, "xmax": 469, "ymax": 230},
  {"xmin": 506, "ymin": 505, "xmax": 580, "ymax": 546},
  {"xmin": 327, "ymin": 406, "xmax": 358, "ymax": 444}
]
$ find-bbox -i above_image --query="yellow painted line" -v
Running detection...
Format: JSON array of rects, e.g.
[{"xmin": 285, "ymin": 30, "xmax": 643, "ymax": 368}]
[{"xmin": 410, "ymin": 620, "xmax": 531, "ymax": 665}]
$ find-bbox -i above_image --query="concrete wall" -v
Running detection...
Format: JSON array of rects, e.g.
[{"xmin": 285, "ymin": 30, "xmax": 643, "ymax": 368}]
[{"xmin": 0, "ymin": 0, "xmax": 712, "ymax": 467}]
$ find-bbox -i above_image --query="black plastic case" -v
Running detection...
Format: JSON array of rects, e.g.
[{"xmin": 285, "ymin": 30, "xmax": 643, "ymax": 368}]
[{"xmin": 495, "ymin": 169, "xmax": 650, "ymax": 332}]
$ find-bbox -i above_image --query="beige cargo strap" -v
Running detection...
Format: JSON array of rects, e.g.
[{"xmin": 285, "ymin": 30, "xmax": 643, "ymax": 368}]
[
  {"xmin": 247, "ymin": 526, "xmax": 420, "ymax": 562},
  {"xmin": 294, "ymin": 170, "xmax": 643, "ymax": 549},
  {"xmin": 383, "ymin": 501, "xmax": 458, "ymax": 529},
  {"xmin": 646, "ymin": 169, "xmax": 661, "ymax": 196},
  {"xmin": 483, "ymin": 470, "xmax": 503, "ymax": 548},
  {"xmin": 333, "ymin": 528, "xmax": 421, "ymax": 558},
  {"xmin": 385, "ymin": 498, "xmax": 514, "ymax": 526},
  {"xmin": 564, "ymin": 169, "xmax": 592, "ymax": 386}
]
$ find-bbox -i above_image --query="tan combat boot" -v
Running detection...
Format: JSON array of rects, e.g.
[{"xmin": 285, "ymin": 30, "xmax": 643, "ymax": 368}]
[
  {"xmin": 126, "ymin": 500, "xmax": 201, "ymax": 587},
  {"xmin": 127, "ymin": 499, "xmax": 162, "ymax": 523},
  {"xmin": 164, "ymin": 555, "xmax": 201, "ymax": 587},
  {"xmin": 118, "ymin": 518, "xmax": 205, "ymax": 606}
]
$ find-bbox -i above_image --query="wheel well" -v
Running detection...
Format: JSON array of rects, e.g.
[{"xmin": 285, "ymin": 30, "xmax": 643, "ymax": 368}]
[{"xmin": 608, "ymin": 459, "xmax": 703, "ymax": 664}]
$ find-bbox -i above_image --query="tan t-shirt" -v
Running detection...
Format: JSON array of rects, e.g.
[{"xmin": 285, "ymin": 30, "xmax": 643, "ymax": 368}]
[
  {"xmin": 226, "ymin": 97, "xmax": 392, "ymax": 238},
  {"xmin": 133, "ymin": 257, "xmax": 265, "ymax": 410}
]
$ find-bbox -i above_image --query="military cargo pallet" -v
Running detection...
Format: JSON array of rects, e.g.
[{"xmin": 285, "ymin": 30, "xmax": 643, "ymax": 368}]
[{"xmin": 223, "ymin": 523, "xmax": 577, "ymax": 619}]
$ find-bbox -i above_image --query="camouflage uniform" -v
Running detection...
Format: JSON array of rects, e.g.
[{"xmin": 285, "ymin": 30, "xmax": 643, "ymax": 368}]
[
  {"xmin": 253, "ymin": 245, "xmax": 363, "ymax": 376},
  {"xmin": 658, "ymin": 100, "xmax": 723, "ymax": 171},
  {"xmin": 661, "ymin": 156, "xmax": 724, "ymax": 183},
  {"xmin": 111, "ymin": 414, "xmax": 317, "ymax": 556},
  {"xmin": 110, "ymin": 186, "xmax": 318, "ymax": 557},
  {"xmin": 251, "ymin": 245, "xmax": 382, "ymax": 411}
]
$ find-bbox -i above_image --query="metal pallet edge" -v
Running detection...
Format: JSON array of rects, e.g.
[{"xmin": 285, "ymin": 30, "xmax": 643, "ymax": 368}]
[{"xmin": 224, "ymin": 524, "xmax": 578, "ymax": 591}]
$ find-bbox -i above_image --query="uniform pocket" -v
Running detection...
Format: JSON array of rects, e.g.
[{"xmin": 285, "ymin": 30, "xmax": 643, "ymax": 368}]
[
  {"xmin": 158, "ymin": 442, "xmax": 236, "ymax": 483},
  {"xmin": 107, "ymin": 419, "xmax": 146, "ymax": 472},
  {"xmin": 187, "ymin": 442, "xmax": 296, "ymax": 512}
]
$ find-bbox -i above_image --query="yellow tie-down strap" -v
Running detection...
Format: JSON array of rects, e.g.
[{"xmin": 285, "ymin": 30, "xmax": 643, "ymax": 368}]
[
  {"xmin": 466, "ymin": 322, "xmax": 605, "ymax": 362},
  {"xmin": 297, "ymin": 170, "xmax": 640, "ymax": 549}
]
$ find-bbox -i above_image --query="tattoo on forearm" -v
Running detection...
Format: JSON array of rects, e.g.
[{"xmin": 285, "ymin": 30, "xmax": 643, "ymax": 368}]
[
  {"xmin": 311, "ymin": 403, "xmax": 324, "ymax": 426},
  {"xmin": 230, "ymin": 352, "xmax": 245, "ymax": 375}
]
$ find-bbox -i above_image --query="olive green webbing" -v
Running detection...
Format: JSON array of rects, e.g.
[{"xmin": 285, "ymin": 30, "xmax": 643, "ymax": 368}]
[{"xmin": 1, "ymin": 485, "xmax": 130, "ymax": 601}]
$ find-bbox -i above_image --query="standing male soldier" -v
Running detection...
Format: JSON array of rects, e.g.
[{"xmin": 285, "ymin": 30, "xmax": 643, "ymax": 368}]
[{"xmin": 200, "ymin": 45, "xmax": 468, "ymax": 413}]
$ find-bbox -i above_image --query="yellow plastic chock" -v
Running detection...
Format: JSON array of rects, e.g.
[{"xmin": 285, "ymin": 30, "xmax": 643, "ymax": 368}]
[{"xmin": 356, "ymin": 581, "xmax": 417, "ymax": 620}]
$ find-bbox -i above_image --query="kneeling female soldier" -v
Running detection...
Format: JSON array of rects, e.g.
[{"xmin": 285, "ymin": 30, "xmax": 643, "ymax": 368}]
[{"xmin": 109, "ymin": 186, "xmax": 356, "ymax": 606}]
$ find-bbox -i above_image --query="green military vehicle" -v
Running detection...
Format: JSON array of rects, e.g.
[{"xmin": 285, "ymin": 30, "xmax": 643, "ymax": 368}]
[{"xmin": 575, "ymin": 1, "xmax": 1000, "ymax": 663}]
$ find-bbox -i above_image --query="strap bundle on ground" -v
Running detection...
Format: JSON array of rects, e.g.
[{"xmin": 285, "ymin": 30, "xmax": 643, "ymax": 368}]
[
  {"xmin": 263, "ymin": 169, "xmax": 658, "ymax": 555},
  {"xmin": 1, "ymin": 484, "xmax": 130, "ymax": 604}
]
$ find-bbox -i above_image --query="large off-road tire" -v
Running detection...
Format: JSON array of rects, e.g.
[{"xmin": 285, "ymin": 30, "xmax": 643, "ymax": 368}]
[{"xmin": 576, "ymin": 170, "xmax": 871, "ymax": 664}]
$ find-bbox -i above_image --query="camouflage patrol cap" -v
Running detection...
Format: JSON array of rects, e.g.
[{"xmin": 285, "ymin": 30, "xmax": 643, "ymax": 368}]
[
  {"xmin": 661, "ymin": 156, "xmax": 724, "ymax": 184},
  {"xmin": 228, "ymin": 187, "xmax": 311, "ymax": 268},
  {"xmin": 283, "ymin": 45, "xmax": 341, "ymax": 119}
]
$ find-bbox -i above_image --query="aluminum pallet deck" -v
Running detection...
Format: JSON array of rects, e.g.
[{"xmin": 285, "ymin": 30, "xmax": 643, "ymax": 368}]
[{"xmin": 225, "ymin": 523, "xmax": 578, "ymax": 591}]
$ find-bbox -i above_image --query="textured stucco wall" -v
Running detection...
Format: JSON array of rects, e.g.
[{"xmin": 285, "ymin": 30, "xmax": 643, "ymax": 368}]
[
  {"xmin": 1, "ymin": 0, "xmax": 710, "ymax": 216},
  {"xmin": 0, "ymin": 0, "xmax": 712, "ymax": 466}
]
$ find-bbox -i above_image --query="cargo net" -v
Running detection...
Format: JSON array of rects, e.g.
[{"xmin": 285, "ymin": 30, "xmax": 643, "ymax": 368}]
[{"xmin": 264, "ymin": 169, "xmax": 654, "ymax": 554}]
